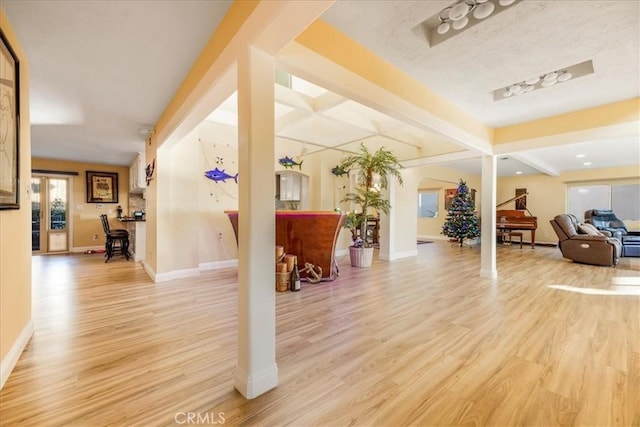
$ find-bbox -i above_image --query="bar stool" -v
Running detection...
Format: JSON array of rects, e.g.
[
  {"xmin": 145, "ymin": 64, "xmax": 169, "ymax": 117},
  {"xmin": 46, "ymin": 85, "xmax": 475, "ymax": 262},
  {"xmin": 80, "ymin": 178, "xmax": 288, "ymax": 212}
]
[{"xmin": 100, "ymin": 214, "xmax": 130, "ymax": 262}]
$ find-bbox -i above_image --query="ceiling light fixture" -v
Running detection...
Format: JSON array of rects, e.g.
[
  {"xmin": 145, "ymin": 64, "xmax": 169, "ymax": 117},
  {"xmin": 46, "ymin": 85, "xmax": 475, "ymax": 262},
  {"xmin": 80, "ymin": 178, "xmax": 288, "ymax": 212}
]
[
  {"xmin": 423, "ymin": 0, "xmax": 520, "ymax": 47},
  {"xmin": 516, "ymin": 171, "xmax": 522, "ymax": 175},
  {"xmin": 583, "ymin": 162, "xmax": 592, "ymax": 166},
  {"xmin": 493, "ymin": 60, "xmax": 595, "ymax": 101},
  {"xmin": 576, "ymin": 154, "xmax": 586, "ymax": 158}
]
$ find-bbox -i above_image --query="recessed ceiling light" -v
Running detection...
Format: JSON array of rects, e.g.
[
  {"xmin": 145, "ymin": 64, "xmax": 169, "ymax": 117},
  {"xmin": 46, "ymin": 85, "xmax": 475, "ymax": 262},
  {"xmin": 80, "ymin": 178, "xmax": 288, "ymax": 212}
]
[
  {"xmin": 583, "ymin": 162, "xmax": 592, "ymax": 166},
  {"xmin": 576, "ymin": 154, "xmax": 586, "ymax": 158},
  {"xmin": 425, "ymin": 0, "xmax": 521, "ymax": 47},
  {"xmin": 516, "ymin": 171, "xmax": 522, "ymax": 175}
]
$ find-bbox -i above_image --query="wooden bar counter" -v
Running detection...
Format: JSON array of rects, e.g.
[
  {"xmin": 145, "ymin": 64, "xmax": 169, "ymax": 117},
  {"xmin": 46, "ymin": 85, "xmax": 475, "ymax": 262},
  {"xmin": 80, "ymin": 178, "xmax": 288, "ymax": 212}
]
[{"xmin": 225, "ymin": 210, "xmax": 346, "ymax": 281}]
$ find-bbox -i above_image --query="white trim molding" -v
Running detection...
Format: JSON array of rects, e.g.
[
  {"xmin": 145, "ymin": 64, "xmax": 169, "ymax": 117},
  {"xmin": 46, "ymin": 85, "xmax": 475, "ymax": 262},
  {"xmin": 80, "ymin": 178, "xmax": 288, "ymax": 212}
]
[
  {"xmin": 199, "ymin": 259, "xmax": 239, "ymax": 271},
  {"xmin": 334, "ymin": 249, "xmax": 349, "ymax": 257},
  {"xmin": 154, "ymin": 267, "xmax": 200, "ymax": 283},
  {"xmin": 1, "ymin": 320, "xmax": 34, "ymax": 390},
  {"xmin": 152, "ymin": 259, "xmax": 239, "ymax": 283},
  {"xmin": 141, "ymin": 260, "xmax": 156, "ymax": 282},
  {"xmin": 379, "ymin": 249, "xmax": 418, "ymax": 261},
  {"xmin": 234, "ymin": 363, "xmax": 278, "ymax": 399}
]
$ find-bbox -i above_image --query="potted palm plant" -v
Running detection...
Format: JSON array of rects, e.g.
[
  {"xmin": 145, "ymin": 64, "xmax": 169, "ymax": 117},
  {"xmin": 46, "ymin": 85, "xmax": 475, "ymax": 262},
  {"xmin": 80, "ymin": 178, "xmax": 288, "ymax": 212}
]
[{"xmin": 339, "ymin": 143, "xmax": 403, "ymax": 267}]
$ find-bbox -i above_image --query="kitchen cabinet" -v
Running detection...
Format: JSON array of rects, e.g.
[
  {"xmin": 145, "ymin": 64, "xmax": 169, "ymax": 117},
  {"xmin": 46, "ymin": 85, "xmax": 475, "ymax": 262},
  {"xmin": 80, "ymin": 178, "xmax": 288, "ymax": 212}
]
[{"xmin": 130, "ymin": 152, "xmax": 146, "ymax": 193}]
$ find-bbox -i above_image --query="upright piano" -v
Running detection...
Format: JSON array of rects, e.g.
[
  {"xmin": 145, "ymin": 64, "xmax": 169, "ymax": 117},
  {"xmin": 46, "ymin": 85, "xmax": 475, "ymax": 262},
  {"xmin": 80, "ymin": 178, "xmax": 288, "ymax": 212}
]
[{"xmin": 496, "ymin": 193, "xmax": 537, "ymax": 248}]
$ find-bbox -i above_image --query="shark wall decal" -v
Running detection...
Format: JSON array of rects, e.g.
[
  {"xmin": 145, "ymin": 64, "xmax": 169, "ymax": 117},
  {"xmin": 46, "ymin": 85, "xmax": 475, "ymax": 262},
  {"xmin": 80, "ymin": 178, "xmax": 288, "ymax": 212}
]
[
  {"xmin": 205, "ymin": 168, "xmax": 238, "ymax": 183},
  {"xmin": 278, "ymin": 156, "xmax": 303, "ymax": 170},
  {"xmin": 331, "ymin": 165, "xmax": 350, "ymax": 177}
]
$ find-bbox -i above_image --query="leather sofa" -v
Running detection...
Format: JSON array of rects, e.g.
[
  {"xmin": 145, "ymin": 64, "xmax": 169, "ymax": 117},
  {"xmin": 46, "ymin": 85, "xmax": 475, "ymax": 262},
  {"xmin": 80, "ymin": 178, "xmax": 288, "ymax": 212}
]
[
  {"xmin": 550, "ymin": 214, "xmax": 622, "ymax": 266},
  {"xmin": 584, "ymin": 209, "xmax": 640, "ymax": 257}
]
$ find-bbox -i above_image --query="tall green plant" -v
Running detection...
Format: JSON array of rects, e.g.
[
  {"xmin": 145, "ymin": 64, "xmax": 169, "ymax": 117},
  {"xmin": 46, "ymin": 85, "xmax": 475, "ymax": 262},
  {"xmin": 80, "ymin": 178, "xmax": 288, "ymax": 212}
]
[{"xmin": 339, "ymin": 143, "xmax": 403, "ymax": 247}]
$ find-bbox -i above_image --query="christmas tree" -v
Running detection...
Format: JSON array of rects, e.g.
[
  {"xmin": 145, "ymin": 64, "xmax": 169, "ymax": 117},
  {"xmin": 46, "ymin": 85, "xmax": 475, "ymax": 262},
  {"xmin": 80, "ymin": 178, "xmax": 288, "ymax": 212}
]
[{"xmin": 441, "ymin": 179, "xmax": 481, "ymax": 247}]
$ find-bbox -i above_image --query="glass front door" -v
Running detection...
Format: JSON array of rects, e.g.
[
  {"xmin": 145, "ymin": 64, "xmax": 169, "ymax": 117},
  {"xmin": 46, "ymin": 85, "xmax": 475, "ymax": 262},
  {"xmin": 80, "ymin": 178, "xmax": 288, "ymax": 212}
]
[{"xmin": 31, "ymin": 176, "xmax": 69, "ymax": 253}]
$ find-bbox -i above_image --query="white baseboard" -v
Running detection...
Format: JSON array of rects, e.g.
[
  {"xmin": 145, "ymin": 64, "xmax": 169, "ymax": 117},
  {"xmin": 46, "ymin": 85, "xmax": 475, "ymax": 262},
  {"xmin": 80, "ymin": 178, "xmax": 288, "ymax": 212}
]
[
  {"xmin": 379, "ymin": 249, "xmax": 418, "ymax": 261},
  {"xmin": 153, "ymin": 259, "xmax": 239, "ymax": 283},
  {"xmin": 418, "ymin": 235, "xmax": 448, "ymax": 241},
  {"xmin": 1, "ymin": 320, "xmax": 34, "ymax": 390},
  {"xmin": 480, "ymin": 268, "xmax": 498, "ymax": 278},
  {"xmin": 141, "ymin": 260, "xmax": 155, "ymax": 282},
  {"xmin": 335, "ymin": 249, "xmax": 348, "ymax": 257},
  {"xmin": 154, "ymin": 267, "xmax": 201, "ymax": 283},
  {"xmin": 199, "ymin": 259, "xmax": 238, "ymax": 271},
  {"xmin": 234, "ymin": 363, "xmax": 278, "ymax": 399}
]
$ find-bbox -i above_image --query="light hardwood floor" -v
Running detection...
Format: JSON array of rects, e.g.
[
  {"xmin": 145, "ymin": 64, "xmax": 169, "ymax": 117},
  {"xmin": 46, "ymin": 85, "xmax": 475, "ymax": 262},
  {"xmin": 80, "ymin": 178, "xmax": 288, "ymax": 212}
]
[{"xmin": 1, "ymin": 242, "xmax": 638, "ymax": 426}]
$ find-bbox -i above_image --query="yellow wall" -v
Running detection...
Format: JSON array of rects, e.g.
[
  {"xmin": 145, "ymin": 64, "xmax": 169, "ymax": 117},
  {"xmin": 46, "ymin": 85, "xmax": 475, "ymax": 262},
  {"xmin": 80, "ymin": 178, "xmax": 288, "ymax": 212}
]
[
  {"xmin": 0, "ymin": 10, "xmax": 32, "ymax": 366},
  {"xmin": 415, "ymin": 164, "xmax": 639, "ymax": 244},
  {"xmin": 31, "ymin": 158, "xmax": 130, "ymax": 250},
  {"xmin": 416, "ymin": 167, "xmax": 482, "ymax": 240},
  {"xmin": 497, "ymin": 166, "xmax": 640, "ymax": 242},
  {"xmin": 497, "ymin": 174, "xmax": 566, "ymax": 244}
]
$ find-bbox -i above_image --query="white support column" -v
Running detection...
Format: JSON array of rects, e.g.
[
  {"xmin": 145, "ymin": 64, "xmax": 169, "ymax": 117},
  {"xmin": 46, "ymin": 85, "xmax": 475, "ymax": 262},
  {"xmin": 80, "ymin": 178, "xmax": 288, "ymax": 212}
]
[
  {"xmin": 480, "ymin": 155, "xmax": 498, "ymax": 278},
  {"xmin": 378, "ymin": 184, "xmax": 395, "ymax": 261},
  {"xmin": 235, "ymin": 45, "xmax": 277, "ymax": 399}
]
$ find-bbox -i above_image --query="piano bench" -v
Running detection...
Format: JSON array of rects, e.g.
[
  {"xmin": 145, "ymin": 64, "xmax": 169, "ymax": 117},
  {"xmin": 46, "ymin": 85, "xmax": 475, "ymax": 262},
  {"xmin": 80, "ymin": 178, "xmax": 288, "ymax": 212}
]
[{"xmin": 504, "ymin": 231, "xmax": 523, "ymax": 249}]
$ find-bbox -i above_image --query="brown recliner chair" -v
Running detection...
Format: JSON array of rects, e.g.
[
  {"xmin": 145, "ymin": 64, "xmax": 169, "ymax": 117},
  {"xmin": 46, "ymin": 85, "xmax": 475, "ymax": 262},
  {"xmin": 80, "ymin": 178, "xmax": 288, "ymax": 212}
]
[{"xmin": 549, "ymin": 214, "xmax": 622, "ymax": 266}]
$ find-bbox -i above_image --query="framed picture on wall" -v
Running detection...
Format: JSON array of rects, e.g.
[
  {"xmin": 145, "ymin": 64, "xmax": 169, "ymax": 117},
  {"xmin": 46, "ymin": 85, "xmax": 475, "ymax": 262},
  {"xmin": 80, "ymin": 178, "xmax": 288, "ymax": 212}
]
[
  {"xmin": 444, "ymin": 188, "xmax": 457, "ymax": 210},
  {"xmin": 515, "ymin": 188, "xmax": 527, "ymax": 210},
  {"xmin": 86, "ymin": 171, "xmax": 119, "ymax": 203},
  {"xmin": 0, "ymin": 31, "xmax": 20, "ymax": 210}
]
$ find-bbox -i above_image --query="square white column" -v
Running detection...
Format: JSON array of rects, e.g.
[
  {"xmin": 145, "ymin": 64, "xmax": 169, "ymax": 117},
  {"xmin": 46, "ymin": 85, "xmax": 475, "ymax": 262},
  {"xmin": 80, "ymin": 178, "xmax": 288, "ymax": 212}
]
[
  {"xmin": 480, "ymin": 155, "xmax": 497, "ymax": 278},
  {"xmin": 235, "ymin": 45, "xmax": 277, "ymax": 399}
]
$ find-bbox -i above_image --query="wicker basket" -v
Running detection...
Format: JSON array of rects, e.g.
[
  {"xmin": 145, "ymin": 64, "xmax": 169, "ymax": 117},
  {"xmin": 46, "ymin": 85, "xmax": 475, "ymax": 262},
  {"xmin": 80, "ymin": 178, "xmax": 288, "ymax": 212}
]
[
  {"xmin": 349, "ymin": 246, "xmax": 374, "ymax": 268},
  {"xmin": 275, "ymin": 272, "xmax": 291, "ymax": 292}
]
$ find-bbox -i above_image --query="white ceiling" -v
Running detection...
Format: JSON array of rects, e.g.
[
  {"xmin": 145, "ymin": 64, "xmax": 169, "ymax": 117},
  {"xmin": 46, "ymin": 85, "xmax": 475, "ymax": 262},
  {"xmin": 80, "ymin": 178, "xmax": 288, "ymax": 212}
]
[
  {"xmin": 2, "ymin": 0, "xmax": 639, "ymax": 177},
  {"xmin": 322, "ymin": 0, "xmax": 640, "ymax": 127},
  {"xmin": 2, "ymin": 0, "xmax": 233, "ymax": 165}
]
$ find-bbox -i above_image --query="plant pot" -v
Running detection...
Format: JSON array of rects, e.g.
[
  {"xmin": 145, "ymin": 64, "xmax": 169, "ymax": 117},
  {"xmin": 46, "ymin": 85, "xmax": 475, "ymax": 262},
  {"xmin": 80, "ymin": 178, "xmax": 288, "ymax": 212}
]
[{"xmin": 349, "ymin": 246, "xmax": 374, "ymax": 268}]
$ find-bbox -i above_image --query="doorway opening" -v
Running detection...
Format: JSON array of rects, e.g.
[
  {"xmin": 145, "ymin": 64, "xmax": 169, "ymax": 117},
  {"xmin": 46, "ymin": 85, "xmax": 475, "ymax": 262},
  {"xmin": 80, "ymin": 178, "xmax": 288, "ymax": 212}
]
[{"xmin": 31, "ymin": 175, "xmax": 70, "ymax": 253}]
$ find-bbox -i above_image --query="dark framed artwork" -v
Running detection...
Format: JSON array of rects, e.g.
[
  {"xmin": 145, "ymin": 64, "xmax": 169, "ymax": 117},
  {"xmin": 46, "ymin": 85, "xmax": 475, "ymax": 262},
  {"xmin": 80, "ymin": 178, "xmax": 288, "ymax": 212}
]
[
  {"xmin": 444, "ymin": 188, "xmax": 457, "ymax": 210},
  {"xmin": 86, "ymin": 171, "xmax": 119, "ymax": 203},
  {"xmin": 515, "ymin": 188, "xmax": 527, "ymax": 210},
  {"xmin": 445, "ymin": 187, "xmax": 477, "ymax": 210},
  {"xmin": 0, "ymin": 31, "xmax": 20, "ymax": 210}
]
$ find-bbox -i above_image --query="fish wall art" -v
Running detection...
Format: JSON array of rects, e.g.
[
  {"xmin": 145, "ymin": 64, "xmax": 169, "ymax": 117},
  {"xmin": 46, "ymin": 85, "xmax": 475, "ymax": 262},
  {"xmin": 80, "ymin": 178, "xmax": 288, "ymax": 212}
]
[
  {"xmin": 204, "ymin": 168, "xmax": 238, "ymax": 183},
  {"xmin": 278, "ymin": 156, "xmax": 303, "ymax": 170}
]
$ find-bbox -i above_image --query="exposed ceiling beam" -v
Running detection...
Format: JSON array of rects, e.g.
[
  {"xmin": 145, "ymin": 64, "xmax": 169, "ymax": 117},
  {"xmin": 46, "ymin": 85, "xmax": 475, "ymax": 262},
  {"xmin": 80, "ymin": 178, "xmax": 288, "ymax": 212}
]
[
  {"xmin": 321, "ymin": 114, "xmax": 378, "ymax": 134},
  {"xmin": 274, "ymin": 84, "xmax": 314, "ymax": 111},
  {"xmin": 401, "ymin": 149, "xmax": 480, "ymax": 169},
  {"xmin": 275, "ymin": 109, "xmax": 312, "ymax": 131},
  {"xmin": 375, "ymin": 131, "xmax": 423, "ymax": 149},
  {"xmin": 275, "ymin": 135, "xmax": 359, "ymax": 155},
  {"xmin": 312, "ymin": 91, "xmax": 348, "ymax": 113}
]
